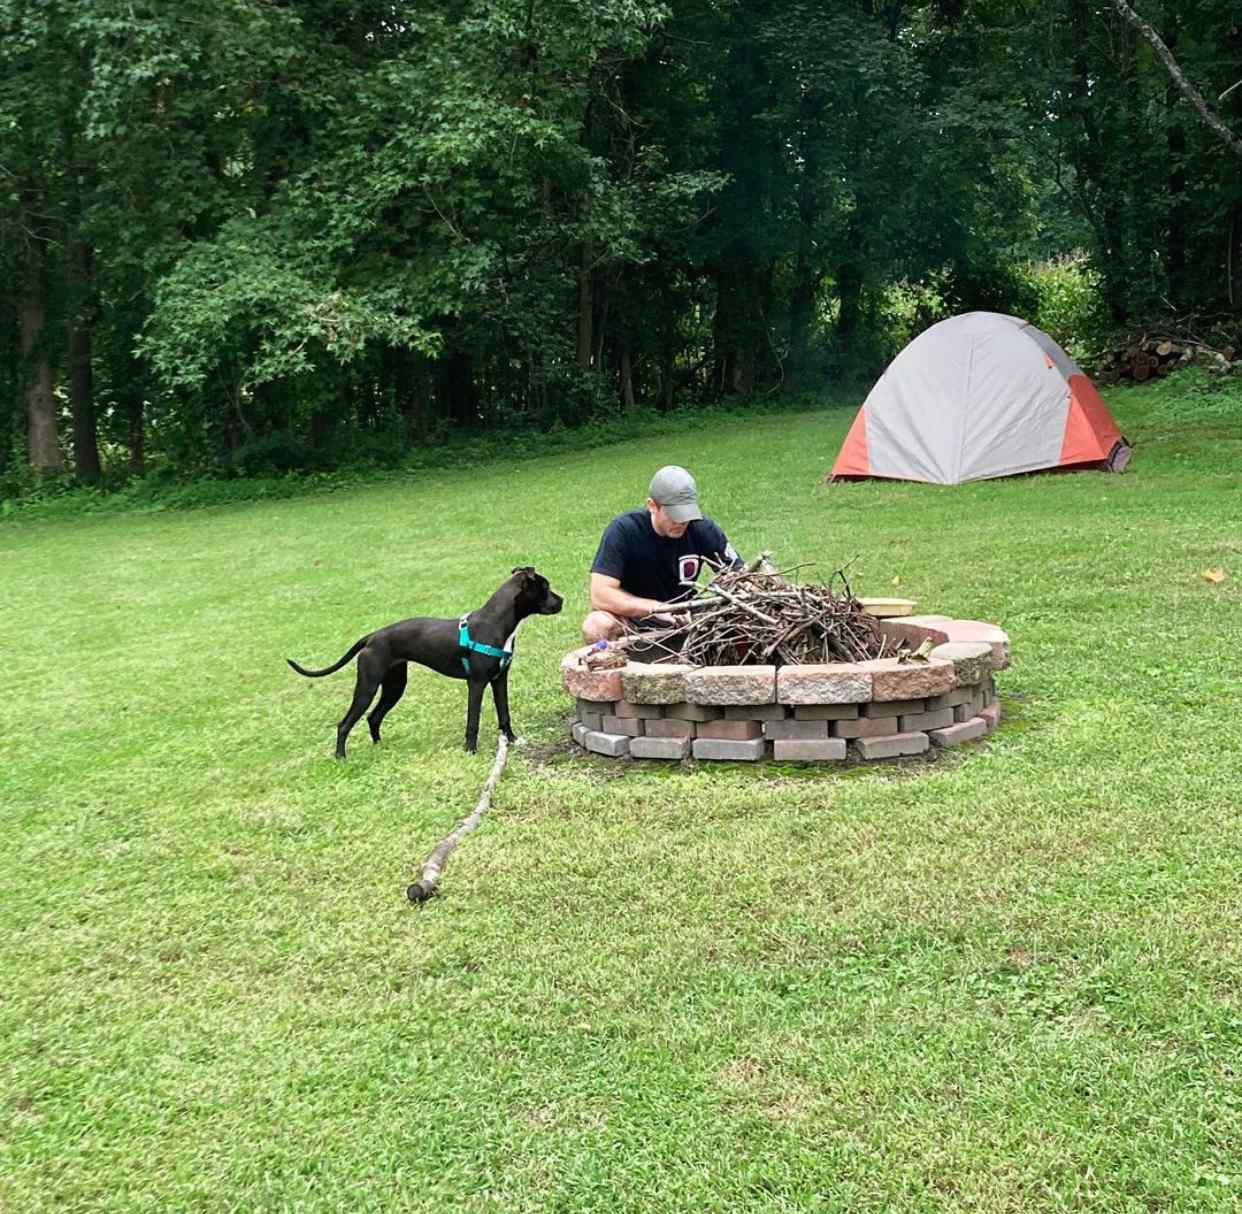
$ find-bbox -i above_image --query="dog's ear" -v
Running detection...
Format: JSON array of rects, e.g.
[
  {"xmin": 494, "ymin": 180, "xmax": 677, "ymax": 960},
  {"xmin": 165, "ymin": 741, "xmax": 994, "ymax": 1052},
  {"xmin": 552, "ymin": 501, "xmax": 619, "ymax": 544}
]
[{"xmin": 511, "ymin": 565, "xmax": 536, "ymax": 579}]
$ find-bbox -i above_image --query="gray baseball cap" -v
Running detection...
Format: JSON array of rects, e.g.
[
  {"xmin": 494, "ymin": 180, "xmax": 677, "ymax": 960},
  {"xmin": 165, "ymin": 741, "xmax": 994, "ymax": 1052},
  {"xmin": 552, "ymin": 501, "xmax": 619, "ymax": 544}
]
[{"xmin": 649, "ymin": 465, "xmax": 702, "ymax": 523}]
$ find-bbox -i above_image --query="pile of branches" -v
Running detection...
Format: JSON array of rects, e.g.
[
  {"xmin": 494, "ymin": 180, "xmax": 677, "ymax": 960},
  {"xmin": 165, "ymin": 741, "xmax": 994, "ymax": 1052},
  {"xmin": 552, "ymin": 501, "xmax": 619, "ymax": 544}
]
[
  {"xmin": 1094, "ymin": 320, "xmax": 1237, "ymax": 385},
  {"xmin": 621, "ymin": 553, "xmax": 894, "ymax": 667}
]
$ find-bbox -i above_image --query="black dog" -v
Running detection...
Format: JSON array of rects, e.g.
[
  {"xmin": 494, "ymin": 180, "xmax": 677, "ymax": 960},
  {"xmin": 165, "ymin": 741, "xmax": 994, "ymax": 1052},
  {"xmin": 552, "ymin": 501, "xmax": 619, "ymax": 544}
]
[{"xmin": 287, "ymin": 567, "xmax": 563, "ymax": 758}]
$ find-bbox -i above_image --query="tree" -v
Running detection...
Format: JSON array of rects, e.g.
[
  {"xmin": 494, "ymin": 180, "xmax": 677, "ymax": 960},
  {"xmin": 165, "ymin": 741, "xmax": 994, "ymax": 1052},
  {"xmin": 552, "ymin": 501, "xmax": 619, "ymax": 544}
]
[
  {"xmin": 1110, "ymin": 0, "xmax": 1242, "ymax": 160},
  {"xmin": 1, "ymin": 1, "xmax": 72, "ymax": 471}
]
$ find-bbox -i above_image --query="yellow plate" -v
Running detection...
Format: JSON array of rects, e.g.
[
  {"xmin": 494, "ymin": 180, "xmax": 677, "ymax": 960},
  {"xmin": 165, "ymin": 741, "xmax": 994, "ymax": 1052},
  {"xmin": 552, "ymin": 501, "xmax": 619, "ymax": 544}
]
[{"xmin": 858, "ymin": 597, "xmax": 916, "ymax": 617}]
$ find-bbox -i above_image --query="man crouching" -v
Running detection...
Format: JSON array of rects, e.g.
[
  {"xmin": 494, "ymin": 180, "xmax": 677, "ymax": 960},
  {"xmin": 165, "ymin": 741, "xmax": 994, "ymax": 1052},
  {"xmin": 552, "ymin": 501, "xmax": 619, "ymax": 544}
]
[{"xmin": 582, "ymin": 464, "xmax": 744, "ymax": 644}]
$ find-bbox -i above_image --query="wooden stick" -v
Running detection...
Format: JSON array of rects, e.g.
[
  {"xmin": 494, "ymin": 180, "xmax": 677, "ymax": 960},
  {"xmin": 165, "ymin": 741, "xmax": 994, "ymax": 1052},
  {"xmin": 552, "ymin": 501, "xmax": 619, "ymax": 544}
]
[
  {"xmin": 407, "ymin": 735, "xmax": 510, "ymax": 903},
  {"xmin": 763, "ymin": 618, "xmax": 811, "ymax": 658},
  {"xmin": 706, "ymin": 579, "xmax": 779, "ymax": 626}
]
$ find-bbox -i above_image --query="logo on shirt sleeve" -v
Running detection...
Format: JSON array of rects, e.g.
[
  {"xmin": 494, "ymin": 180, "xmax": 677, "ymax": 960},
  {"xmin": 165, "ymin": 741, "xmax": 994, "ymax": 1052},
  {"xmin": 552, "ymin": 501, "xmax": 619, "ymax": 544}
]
[{"xmin": 679, "ymin": 555, "xmax": 701, "ymax": 584}]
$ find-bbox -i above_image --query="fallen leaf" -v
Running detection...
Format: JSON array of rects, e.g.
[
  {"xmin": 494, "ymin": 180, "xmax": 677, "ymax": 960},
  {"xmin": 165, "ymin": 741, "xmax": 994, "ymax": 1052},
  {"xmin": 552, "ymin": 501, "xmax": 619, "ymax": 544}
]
[
  {"xmin": 891, "ymin": 575, "xmax": 901, "ymax": 587},
  {"xmin": 1202, "ymin": 567, "xmax": 1226, "ymax": 584}
]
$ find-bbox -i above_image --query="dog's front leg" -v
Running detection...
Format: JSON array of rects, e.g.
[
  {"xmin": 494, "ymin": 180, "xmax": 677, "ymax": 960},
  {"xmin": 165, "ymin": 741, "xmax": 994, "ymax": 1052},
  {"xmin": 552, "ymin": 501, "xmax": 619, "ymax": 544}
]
[
  {"xmin": 491, "ymin": 670, "xmax": 517, "ymax": 743},
  {"xmin": 464, "ymin": 678, "xmax": 487, "ymax": 753}
]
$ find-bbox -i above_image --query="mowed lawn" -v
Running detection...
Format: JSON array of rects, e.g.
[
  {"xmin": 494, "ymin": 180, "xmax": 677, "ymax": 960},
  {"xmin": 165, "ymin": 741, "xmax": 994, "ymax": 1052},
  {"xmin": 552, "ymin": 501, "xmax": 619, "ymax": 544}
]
[{"xmin": 2, "ymin": 382, "xmax": 1240, "ymax": 1212}]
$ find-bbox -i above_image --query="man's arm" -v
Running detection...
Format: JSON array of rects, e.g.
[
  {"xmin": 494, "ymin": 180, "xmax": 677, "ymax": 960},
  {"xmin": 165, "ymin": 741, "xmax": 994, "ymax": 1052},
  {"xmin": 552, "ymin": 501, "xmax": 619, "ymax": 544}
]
[{"xmin": 590, "ymin": 573, "xmax": 681, "ymax": 620}]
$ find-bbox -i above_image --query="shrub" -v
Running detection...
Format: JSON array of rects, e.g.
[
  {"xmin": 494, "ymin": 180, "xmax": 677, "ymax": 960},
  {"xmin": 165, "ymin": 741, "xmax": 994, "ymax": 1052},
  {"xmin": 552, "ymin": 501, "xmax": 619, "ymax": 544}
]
[
  {"xmin": 1026, "ymin": 254, "xmax": 1111, "ymax": 361},
  {"xmin": 230, "ymin": 431, "xmax": 314, "ymax": 478}
]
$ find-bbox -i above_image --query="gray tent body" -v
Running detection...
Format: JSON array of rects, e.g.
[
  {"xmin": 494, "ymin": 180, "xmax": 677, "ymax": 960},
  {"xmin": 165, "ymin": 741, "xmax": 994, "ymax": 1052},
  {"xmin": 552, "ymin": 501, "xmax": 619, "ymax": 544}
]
[{"xmin": 831, "ymin": 312, "xmax": 1130, "ymax": 484}]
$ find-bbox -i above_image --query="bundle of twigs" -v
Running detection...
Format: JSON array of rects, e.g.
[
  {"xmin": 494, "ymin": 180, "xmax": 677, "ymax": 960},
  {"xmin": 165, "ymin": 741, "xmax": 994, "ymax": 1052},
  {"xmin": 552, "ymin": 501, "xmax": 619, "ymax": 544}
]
[{"xmin": 619, "ymin": 552, "xmax": 893, "ymax": 667}]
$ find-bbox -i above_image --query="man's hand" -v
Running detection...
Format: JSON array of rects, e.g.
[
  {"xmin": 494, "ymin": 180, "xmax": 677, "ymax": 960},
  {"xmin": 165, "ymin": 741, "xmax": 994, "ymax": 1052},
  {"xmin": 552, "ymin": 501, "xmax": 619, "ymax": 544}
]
[
  {"xmin": 589, "ymin": 575, "xmax": 693, "ymax": 627},
  {"xmin": 650, "ymin": 605, "xmax": 691, "ymax": 628}
]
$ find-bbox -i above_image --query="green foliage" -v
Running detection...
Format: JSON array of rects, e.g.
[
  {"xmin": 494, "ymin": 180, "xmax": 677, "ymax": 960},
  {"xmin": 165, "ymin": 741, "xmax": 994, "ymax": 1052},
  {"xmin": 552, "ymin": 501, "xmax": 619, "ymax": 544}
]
[
  {"xmin": 0, "ymin": 387, "xmax": 834, "ymax": 520},
  {"xmin": 140, "ymin": 218, "xmax": 439, "ymax": 391},
  {"xmin": 1026, "ymin": 254, "xmax": 1112, "ymax": 361},
  {"xmin": 868, "ymin": 279, "xmax": 952, "ymax": 366},
  {"xmin": 5, "ymin": 0, "xmax": 1240, "ymax": 486}
]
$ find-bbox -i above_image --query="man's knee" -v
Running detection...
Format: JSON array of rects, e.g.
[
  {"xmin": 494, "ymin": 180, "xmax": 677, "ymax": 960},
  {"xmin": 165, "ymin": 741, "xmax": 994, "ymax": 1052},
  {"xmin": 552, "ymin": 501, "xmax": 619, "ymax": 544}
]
[{"xmin": 582, "ymin": 611, "xmax": 625, "ymax": 644}]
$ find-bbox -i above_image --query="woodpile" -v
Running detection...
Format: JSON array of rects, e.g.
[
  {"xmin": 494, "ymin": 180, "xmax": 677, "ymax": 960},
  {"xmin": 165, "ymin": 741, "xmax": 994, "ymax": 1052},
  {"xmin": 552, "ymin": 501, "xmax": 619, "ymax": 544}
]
[
  {"xmin": 612, "ymin": 552, "xmax": 895, "ymax": 667},
  {"xmin": 1094, "ymin": 331, "xmax": 1236, "ymax": 384}
]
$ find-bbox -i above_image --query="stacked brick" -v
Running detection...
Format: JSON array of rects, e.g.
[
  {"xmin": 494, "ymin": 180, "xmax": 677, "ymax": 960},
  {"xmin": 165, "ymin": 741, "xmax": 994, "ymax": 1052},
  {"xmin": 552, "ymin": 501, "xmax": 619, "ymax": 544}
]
[{"xmin": 562, "ymin": 617, "xmax": 1009, "ymax": 764}]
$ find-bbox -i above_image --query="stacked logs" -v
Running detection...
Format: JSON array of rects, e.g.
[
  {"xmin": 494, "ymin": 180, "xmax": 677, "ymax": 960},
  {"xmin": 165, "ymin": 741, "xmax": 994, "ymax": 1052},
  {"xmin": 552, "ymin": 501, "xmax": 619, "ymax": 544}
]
[
  {"xmin": 1095, "ymin": 334, "xmax": 1236, "ymax": 384},
  {"xmin": 614, "ymin": 554, "xmax": 893, "ymax": 667}
]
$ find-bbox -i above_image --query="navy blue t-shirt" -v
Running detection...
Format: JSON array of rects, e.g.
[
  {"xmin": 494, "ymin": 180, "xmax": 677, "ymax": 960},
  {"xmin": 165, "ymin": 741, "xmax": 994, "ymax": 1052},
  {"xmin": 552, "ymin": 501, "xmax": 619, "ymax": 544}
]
[{"xmin": 590, "ymin": 509, "xmax": 742, "ymax": 605}]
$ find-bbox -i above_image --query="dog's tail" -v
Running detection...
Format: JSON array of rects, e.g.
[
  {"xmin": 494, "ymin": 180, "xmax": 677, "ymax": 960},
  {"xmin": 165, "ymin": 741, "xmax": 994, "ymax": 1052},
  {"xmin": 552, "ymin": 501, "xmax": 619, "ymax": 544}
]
[{"xmin": 286, "ymin": 637, "xmax": 368, "ymax": 679}]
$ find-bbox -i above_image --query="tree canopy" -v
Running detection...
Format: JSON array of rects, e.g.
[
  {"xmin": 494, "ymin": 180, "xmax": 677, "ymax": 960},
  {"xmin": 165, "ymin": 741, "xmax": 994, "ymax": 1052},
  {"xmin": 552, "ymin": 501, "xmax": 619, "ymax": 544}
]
[{"xmin": 3, "ymin": 0, "xmax": 1239, "ymax": 483}]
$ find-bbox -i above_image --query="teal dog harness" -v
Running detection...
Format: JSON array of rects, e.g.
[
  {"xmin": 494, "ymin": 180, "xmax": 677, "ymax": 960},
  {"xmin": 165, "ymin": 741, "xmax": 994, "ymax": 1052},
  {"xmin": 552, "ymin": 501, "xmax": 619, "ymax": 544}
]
[{"xmin": 458, "ymin": 614, "xmax": 514, "ymax": 675}]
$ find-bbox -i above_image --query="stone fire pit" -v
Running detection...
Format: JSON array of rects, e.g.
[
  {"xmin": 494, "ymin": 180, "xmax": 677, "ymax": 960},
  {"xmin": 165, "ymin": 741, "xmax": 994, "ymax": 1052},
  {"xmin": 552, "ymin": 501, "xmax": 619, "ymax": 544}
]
[{"xmin": 561, "ymin": 616, "xmax": 1010, "ymax": 764}]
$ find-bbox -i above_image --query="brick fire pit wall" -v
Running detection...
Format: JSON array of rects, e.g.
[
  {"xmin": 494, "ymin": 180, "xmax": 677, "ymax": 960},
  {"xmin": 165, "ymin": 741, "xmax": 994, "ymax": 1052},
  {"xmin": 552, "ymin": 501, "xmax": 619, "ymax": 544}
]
[{"xmin": 561, "ymin": 616, "xmax": 1010, "ymax": 763}]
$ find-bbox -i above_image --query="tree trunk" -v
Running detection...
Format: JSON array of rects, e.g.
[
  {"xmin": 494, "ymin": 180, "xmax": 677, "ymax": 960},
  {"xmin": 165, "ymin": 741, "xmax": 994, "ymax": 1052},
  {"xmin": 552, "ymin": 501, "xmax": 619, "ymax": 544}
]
[
  {"xmin": 528, "ymin": 341, "xmax": 547, "ymax": 418},
  {"xmin": 619, "ymin": 344, "xmax": 635, "ymax": 409},
  {"xmin": 1165, "ymin": 57, "xmax": 1187, "ymax": 307},
  {"xmin": 787, "ymin": 270, "xmax": 815, "ymax": 393},
  {"xmin": 122, "ymin": 397, "xmax": 142, "ymax": 477},
  {"xmin": 222, "ymin": 380, "xmax": 243, "ymax": 459},
  {"xmin": 68, "ymin": 241, "xmax": 101, "ymax": 484},
  {"xmin": 20, "ymin": 258, "xmax": 63, "ymax": 472},
  {"xmin": 103, "ymin": 299, "xmax": 146, "ymax": 478},
  {"xmin": 787, "ymin": 96, "xmax": 824, "ymax": 393},
  {"xmin": 753, "ymin": 259, "xmax": 776, "ymax": 389},
  {"xmin": 734, "ymin": 342, "xmax": 755, "ymax": 394},
  {"xmin": 659, "ymin": 312, "xmax": 675, "ymax": 409},
  {"xmin": 879, "ymin": 0, "xmax": 905, "ymax": 41},
  {"xmin": 437, "ymin": 349, "xmax": 476, "ymax": 425},
  {"xmin": 309, "ymin": 406, "xmax": 331, "ymax": 449},
  {"xmin": 712, "ymin": 268, "xmax": 736, "ymax": 395},
  {"xmin": 394, "ymin": 346, "xmax": 424, "ymax": 442},
  {"xmin": 68, "ymin": 323, "xmax": 98, "ymax": 483},
  {"xmin": 1070, "ymin": 0, "xmax": 1130, "ymax": 323},
  {"xmin": 593, "ymin": 276, "xmax": 609, "ymax": 370},
  {"xmin": 714, "ymin": 254, "xmax": 769, "ymax": 394},
  {"xmin": 1230, "ymin": 199, "xmax": 1241, "ymax": 311},
  {"xmin": 114, "ymin": 363, "xmax": 145, "ymax": 479},
  {"xmin": 576, "ymin": 240, "xmax": 593, "ymax": 369},
  {"xmin": 836, "ymin": 262, "xmax": 863, "ymax": 359}
]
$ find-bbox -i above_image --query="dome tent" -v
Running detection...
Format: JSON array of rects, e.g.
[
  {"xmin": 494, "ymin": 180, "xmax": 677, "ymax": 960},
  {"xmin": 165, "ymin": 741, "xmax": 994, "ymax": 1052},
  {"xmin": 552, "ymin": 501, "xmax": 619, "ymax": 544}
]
[{"xmin": 830, "ymin": 312, "xmax": 1132, "ymax": 485}]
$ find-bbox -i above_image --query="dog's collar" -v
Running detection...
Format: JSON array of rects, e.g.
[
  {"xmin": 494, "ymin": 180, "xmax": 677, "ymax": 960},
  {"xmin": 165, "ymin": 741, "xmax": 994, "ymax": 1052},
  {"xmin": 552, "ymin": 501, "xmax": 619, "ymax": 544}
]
[{"xmin": 459, "ymin": 614, "xmax": 514, "ymax": 674}]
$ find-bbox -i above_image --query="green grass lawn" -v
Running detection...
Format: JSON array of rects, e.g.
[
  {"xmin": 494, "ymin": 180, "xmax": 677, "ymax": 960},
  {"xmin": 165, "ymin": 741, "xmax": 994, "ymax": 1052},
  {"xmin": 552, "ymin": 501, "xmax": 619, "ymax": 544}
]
[{"xmin": 2, "ymin": 377, "xmax": 1240, "ymax": 1212}]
